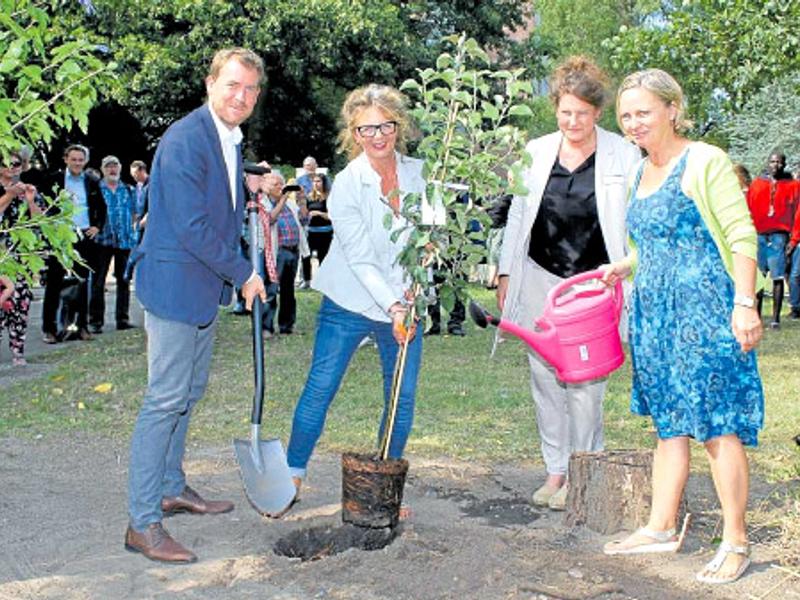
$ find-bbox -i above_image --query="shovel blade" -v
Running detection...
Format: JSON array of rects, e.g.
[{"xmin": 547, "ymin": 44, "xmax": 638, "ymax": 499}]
[{"xmin": 233, "ymin": 437, "xmax": 297, "ymax": 517}]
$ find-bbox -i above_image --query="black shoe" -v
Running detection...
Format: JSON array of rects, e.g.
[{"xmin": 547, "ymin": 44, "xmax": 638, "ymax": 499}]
[
  {"xmin": 89, "ymin": 324, "xmax": 103, "ymax": 334},
  {"xmin": 117, "ymin": 322, "xmax": 136, "ymax": 330},
  {"xmin": 279, "ymin": 328, "xmax": 293, "ymax": 335},
  {"xmin": 425, "ymin": 326, "xmax": 441, "ymax": 336},
  {"xmin": 447, "ymin": 325, "xmax": 465, "ymax": 336},
  {"xmin": 790, "ymin": 308, "xmax": 800, "ymax": 320}
]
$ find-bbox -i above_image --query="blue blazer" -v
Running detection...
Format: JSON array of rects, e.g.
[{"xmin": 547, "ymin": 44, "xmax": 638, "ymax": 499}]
[{"xmin": 133, "ymin": 105, "xmax": 251, "ymax": 326}]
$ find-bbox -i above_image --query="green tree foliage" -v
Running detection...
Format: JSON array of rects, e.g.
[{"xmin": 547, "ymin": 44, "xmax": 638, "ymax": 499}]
[
  {"xmin": 725, "ymin": 75, "xmax": 800, "ymax": 176},
  {"xmin": 0, "ymin": 0, "xmax": 114, "ymax": 279},
  {"xmin": 380, "ymin": 35, "xmax": 531, "ymax": 458},
  {"xmin": 396, "ymin": 35, "xmax": 531, "ymax": 319},
  {"xmin": 604, "ymin": 0, "xmax": 800, "ymax": 138},
  {"xmin": 534, "ymin": 0, "xmax": 658, "ymax": 70},
  {"xmin": 75, "ymin": 0, "xmax": 535, "ymax": 168}
]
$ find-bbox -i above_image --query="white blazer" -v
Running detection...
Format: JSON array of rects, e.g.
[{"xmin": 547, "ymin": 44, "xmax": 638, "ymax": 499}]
[
  {"xmin": 498, "ymin": 126, "xmax": 640, "ymax": 329},
  {"xmin": 313, "ymin": 151, "xmax": 425, "ymax": 322}
]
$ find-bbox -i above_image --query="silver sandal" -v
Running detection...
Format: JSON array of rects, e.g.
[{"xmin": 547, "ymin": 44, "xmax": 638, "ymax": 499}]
[
  {"xmin": 695, "ymin": 541, "xmax": 751, "ymax": 584},
  {"xmin": 604, "ymin": 513, "xmax": 691, "ymax": 555}
]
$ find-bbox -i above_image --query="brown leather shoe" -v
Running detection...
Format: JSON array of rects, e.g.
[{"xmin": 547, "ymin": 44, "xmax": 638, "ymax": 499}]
[
  {"xmin": 77, "ymin": 328, "xmax": 93, "ymax": 341},
  {"xmin": 124, "ymin": 523, "xmax": 197, "ymax": 563},
  {"xmin": 161, "ymin": 485, "xmax": 234, "ymax": 516}
]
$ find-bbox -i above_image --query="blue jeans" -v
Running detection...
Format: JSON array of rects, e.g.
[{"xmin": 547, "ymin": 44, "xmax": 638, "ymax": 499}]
[
  {"xmin": 790, "ymin": 244, "xmax": 800, "ymax": 309},
  {"xmin": 127, "ymin": 310, "xmax": 216, "ymax": 531},
  {"xmin": 757, "ymin": 232, "xmax": 789, "ymax": 279},
  {"xmin": 286, "ymin": 297, "xmax": 424, "ymax": 478}
]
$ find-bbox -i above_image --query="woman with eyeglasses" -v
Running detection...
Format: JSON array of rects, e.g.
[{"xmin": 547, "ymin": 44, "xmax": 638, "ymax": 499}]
[
  {"xmin": 0, "ymin": 152, "xmax": 43, "ymax": 366},
  {"xmin": 285, "ymin": 84, "xmax": 424, "ymax": 501}
]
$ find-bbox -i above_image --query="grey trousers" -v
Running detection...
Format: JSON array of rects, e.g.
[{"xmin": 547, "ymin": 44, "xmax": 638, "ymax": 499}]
[
  {"xmin": 519, "ymin": 259, "xmax": 606, "ymax": 476},
  {"xmin": 127, "ymin": 310, "xmax": 217, "ymax": 531}
]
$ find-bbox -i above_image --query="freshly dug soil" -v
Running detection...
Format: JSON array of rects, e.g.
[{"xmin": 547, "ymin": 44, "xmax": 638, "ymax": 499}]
[{"xmin": 0, "ymin": 434, "xmax": 796, "ymax": 599}]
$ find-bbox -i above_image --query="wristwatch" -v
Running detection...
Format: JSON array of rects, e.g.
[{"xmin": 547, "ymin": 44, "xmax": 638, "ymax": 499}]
[{"xmin": 733, "ymin": 293, "xmax": 755, "ymax": 308}]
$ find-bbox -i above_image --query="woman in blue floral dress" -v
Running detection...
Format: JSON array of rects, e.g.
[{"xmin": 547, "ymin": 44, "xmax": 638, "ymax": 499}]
[{"xmin": 601, "ymin": 70, "xmax": 764, "ymax": 586}]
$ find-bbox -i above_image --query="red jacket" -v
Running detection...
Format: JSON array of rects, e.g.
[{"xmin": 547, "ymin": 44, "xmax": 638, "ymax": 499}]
[{"xmin": 746, "ymin": 177, "xmax": 800, "ymax": 240}]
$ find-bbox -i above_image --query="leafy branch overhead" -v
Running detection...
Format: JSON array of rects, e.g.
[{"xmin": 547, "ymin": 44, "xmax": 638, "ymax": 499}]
[
  {"xmin": 0, "ymin": 0, "xmax": 115, "ymax": 278},
  {"xmin": 393, "ymin": 34, "xmax": 531, "ymax": 318}
]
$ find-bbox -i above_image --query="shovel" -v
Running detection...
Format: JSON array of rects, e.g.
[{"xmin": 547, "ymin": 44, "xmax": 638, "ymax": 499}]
[{"xmin": 234, "ymin": 199, "xmax": 297, "ymax": 517}]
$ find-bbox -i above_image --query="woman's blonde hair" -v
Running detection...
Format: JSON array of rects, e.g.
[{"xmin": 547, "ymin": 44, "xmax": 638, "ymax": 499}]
[
  {"xmin": 337, "ymin": 84, "xmax": 411, "ymax": 160},
  {"xmin": 549, "ymin": 55, "xmax": 610, "ymax": 109},
  {"xmin": 616, "ymin": 68, "xmax": 693, "ymax": 133}
]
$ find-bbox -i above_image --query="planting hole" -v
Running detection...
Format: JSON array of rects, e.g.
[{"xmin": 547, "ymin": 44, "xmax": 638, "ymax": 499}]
[{"xmin": 273, "ymin": 523, "xmax": 399, "ymax": 561}]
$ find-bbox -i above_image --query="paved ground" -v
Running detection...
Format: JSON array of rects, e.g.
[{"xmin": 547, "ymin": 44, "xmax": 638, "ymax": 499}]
[{"xmin": 0, "ymin": 280, "xmax": 144, "ymax": 367}]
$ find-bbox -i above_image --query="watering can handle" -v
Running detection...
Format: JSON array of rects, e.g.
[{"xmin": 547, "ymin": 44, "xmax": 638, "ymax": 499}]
[{"xmin": 547, "ymin": 268, "xmax": 624, "ymax": 321}]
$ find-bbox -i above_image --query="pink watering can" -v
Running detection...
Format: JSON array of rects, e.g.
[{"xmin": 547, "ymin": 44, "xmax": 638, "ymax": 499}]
[{"xmin": 470, "ymin": 269, "xmax": 624, "ymax": 384}]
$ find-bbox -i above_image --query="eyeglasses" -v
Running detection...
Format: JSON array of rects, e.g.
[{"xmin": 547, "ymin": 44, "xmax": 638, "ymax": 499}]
[
  {"xmin": 8, "ymin": 160, "xmax": 22, "ymax": 168},
  {"xmin": 355, "ymin": 121, "xmax": 397, "ymax": 138}
]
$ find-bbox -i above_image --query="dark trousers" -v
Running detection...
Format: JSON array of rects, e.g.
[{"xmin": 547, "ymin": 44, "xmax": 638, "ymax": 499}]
[
  {"xmin": 90, "ymin": 245, "xmax": 131, "ymax": 328},
  {"xmin": 429, "ymin": 296, "xmax": 465, "ymax": 330},
  {"xmin": 41, "ymin": 237, "xmax": 99, "ymax": 335},
  {"xmin": 264, "ymin": 247, "xmax": 299, "ymax": 333},
  {"xmin": 428, "ymin": 269, "xmax": 465, "ymax": 330},
  {"xmin": 301, "ymin": 230, "xmax": 333, "ymax": 282}
]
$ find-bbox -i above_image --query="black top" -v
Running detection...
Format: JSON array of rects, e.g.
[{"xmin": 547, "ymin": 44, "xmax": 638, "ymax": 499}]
[
  {"xmin": 306, "ymin": 197, "xmax": 329, "ymax": 228},
  {"xmin": 528, "ymin": 153, "xmax": 608, "ymax": 278}
]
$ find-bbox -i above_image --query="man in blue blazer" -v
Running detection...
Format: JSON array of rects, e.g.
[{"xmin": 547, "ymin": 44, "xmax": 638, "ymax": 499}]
[{"xmin": 125, "ymin": 48, "xmax": 266, "ymax": 564}]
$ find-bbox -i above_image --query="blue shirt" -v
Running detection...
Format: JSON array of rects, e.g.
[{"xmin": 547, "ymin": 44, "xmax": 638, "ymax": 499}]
[
  {"xmin": 64, "ymin": 172, "xmax": 90, "ymax": 230},
  {"xmin": 97, "ymin": 181, "xmax": 136, "ymax": 249}
]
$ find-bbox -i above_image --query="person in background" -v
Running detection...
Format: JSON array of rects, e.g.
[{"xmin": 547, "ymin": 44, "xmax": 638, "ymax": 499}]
[
  {"xmin": 732, "ymin": 163, "xmax": 751, "ymax": 194},
  {"xmin": 124, "ymin": 47, "xmax": 266, "ymax": 564},
  {"xmin": 261, "ymin": 172, "xmax": 308, "ymax": 335},
  {"xmin": 496, "ymin": 56, "xmax": 640, "ymax": 511},
  {"xmin": 304, "ymin": 173, "xmax": 334, "ymax": 272},
  {"xmin": 746, "ymin": 151, "xmax": 799, "ymax": 328},
  {"xmin": 297, "ymin": 156, "xmax": 324, "ymax": 290},
  {"xmin": 130, "ymin": 160, "xmax": 149, "ymax": 242},
  {"xmin": 41, "ymin": 144, "xmax": 106, "ymax": 344},
  {"xmin": 0, "ymin": 151, "xmax": 43, "ymax": 365},
  {"xmin": 286, "ymin": 84, "xmax": 424, "ymax": 501},
  {"xmin": 602, "ymin": 68, "xmax": 763, "ymax": 586},
  {"xmin": 90, "ymin": 155, "xmax": 137, "ymax": 333}
]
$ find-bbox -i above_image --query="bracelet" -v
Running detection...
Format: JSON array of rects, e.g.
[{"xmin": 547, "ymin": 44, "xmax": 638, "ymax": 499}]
[{"xmin": 733, "ymin": 293, "xmax": 755, "ymax": 308}]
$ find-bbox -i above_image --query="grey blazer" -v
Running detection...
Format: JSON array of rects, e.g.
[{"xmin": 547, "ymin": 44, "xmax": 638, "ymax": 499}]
[{"xmin": 498, "ymin": 126, "xmax": 640, "ymax": 330}]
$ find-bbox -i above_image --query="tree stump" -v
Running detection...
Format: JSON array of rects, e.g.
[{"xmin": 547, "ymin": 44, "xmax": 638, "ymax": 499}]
[{"xmin": 565, "ymin": 449, "xmax": 655, "ymax": 534}]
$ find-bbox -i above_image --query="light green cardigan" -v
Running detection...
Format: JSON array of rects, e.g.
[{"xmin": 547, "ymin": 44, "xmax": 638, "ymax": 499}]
[{"xmin": 628, "ymin": 141, "xmax": 760, "ymax": 287}]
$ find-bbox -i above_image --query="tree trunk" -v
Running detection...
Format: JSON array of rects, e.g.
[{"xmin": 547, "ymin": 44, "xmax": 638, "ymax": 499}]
[{"xmin": 565, "ymin": 449, "xmax": 657, "ymax": 534}]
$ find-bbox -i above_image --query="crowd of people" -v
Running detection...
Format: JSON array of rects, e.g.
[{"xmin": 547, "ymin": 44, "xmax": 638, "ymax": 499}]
[{"xmin": 2, "ymin": 44, "xmax": 796, "ymax": 587}]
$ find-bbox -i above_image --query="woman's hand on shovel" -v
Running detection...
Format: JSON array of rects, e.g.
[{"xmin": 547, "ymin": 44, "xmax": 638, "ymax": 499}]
[{"xmin": 241, "ymin": 273, "xmax": 267, "ymax": 310}]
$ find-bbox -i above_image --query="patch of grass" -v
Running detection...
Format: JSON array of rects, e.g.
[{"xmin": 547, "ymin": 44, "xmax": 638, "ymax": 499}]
[{"xmin": 1, "ymin": 289, "xmax": 798, "ymax": 482}]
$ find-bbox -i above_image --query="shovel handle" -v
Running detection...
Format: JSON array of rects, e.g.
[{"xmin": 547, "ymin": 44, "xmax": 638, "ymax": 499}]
[{"xmin": 247, "ymin": 201, "xmax": 265, "ymax": 427}]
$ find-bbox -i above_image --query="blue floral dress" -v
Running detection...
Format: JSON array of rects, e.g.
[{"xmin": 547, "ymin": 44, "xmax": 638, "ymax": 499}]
[{"xmin": 627, "ymin": 150, "xmax": 764, "ymax": 446}]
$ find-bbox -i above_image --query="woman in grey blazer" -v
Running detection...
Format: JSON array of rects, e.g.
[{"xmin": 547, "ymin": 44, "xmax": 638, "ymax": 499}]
[
  {"xmin": 496, "ymin": 56, "xmax": 640, "ymax": 510},
  {"xmin": 286, "ymin": 84, "xmax": 424, "ymax": 495}
]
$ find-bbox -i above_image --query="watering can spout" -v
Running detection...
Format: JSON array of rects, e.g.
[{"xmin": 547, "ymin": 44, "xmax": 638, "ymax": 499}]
[{"xmin": 496, "ymin": 319, "xmax": 560, "ymax": 366}]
